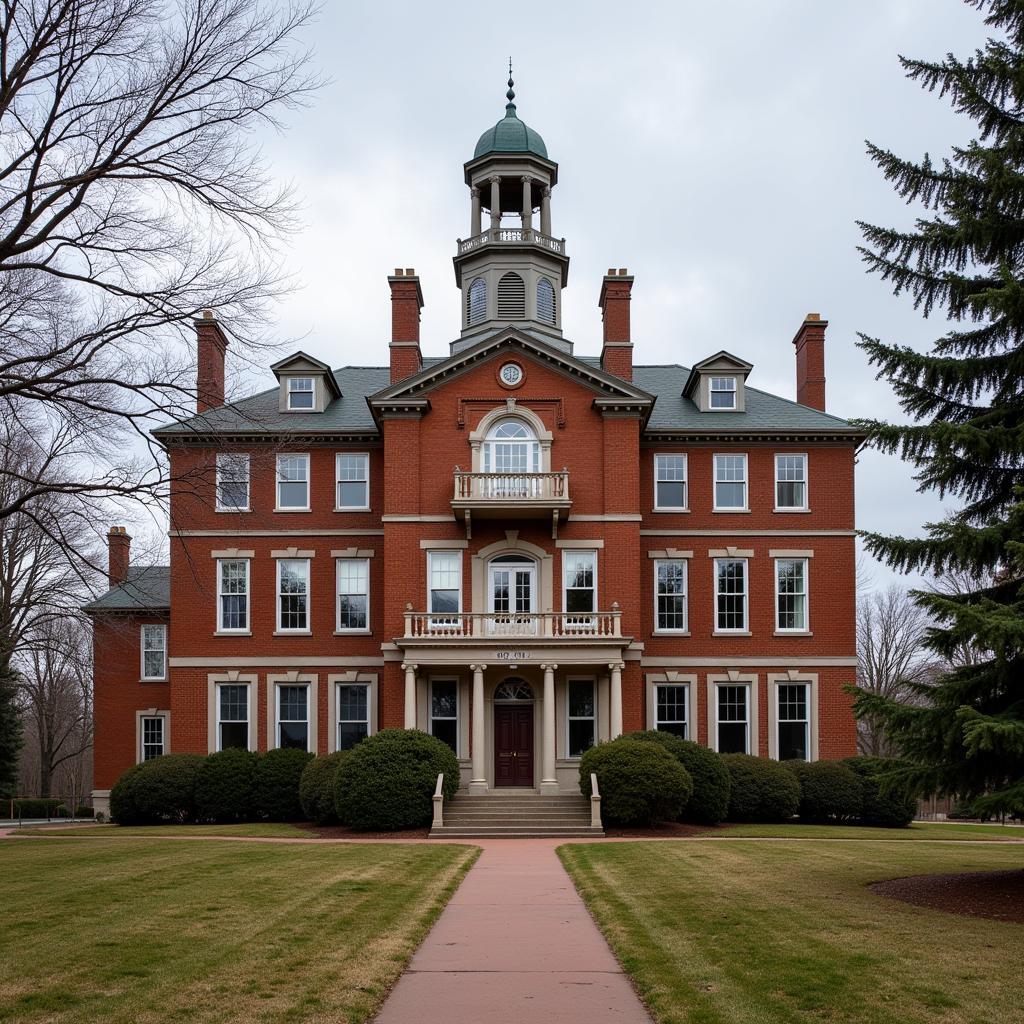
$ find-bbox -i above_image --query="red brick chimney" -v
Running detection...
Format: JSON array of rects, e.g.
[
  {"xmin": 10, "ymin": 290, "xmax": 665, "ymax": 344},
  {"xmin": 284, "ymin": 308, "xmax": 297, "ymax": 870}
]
[
  {"xmin": 389, "ymin": 269, "xmax": 424, "ymax": 383},
  {"xmin": 195, "ymin": 310, "xmax": 229, "ymax": 412},
  {"xmin": 792, "ymin": 312, "xmax": 827, "ymax": 411},
  {"xmin": 107, "ymin": 526, "xmax": 131, "ymax": 587},
  {"xmin": 599, "ymin": 269, "xmax": 634, "ymax": 382}
]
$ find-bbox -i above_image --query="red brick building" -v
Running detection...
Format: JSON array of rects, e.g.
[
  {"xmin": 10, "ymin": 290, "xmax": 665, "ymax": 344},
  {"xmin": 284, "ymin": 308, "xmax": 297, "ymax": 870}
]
[{"xmin": 86, "ymin": 85, "xmax": 861, "ymax": 816}]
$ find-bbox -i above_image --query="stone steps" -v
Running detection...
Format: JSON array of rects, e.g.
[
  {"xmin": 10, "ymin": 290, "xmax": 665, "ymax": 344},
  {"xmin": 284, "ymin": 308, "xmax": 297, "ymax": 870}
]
[{"xmin": 430, "ymin": 792, "xmax": 603, "ymax": 839}]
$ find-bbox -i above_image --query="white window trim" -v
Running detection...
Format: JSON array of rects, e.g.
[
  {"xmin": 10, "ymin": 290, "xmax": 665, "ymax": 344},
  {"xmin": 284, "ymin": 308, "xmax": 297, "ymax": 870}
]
[
  {"xmin": 428, "ymin": 677, "xmax": 460, "ymax": 757},
  {"xmin": 276, "ymin": 557, "xmax": 312, "ymax": 634},
  {"xmin": 286, "ymin": 376, "xmax": 315, "ymax": 411},
  {"xmin": 216, "ymin": 558, "xmax": 251, "ymax": 635},
  {"xmin": 645, "ymin": 673, "xmax": 699, "ymax": 736},
  {"xmin": 653, "ymin": 682, "xmax": 689, "ymax": 739},
  {"xmin": 335, "ymin": 557, "xmax": 371, "ymax": 634},
  {"xmin": 653, "ymin": 453, "xmax": 689, "ymax": 512},
  {"xmin": 712, "ymin": 453, "xmax": 749, "ymax": 512},
  {"xmin": 774, "ymin": 557, "xmax": 810, "ymax": 634},
  {"xmin": 565, "ymin": 676, "xmax": 597, "ymax": 760},
  {"xmin": 653, "ymin": 558, "xmax": 688, "ymax": 634},
  {"xmin": 709, "ymin": 376, "xmax": 738, "ymax": 410},
  {"xmin": 427, "ymin": 549, "xmax": 463, "ymax": 615},
  {"xmin": 140, "ymin": 624, "xmax": 167, "ymax": 681},
  {"xmin": 137, "ymin": 711, "xmax": 169, "ymax": 763},
  {"xmin": 774, "ymin": 452, "xmax": 809, "ymax": 512},
  {"xmin": 275, "ymin": 452, "xmax": 311, "ymax": 512},
  {"xmin": 215, "ymin": 453, "xmax": 251, "ymax": 512},
  {"xmin": 767, "ymin": 674, "xmax": 818, "ymax": 761},
  {"xmin": 561, "ymin": 549, "xmax": 598, "ymax": 621},
  {"xmin": 328, "ymin": 675, "xmax": 377, "ymax": 753},
  {"xmin": 713, "ymin": 557, "xmax": 749, "ymax": 634},
  {"xmin": 335, "ymin": 452, "xmax": 371, "ymax": 512},
  {"xmin": 268, "ymin": 676, "xmax": 317, "ymax": 753},
  {"xmin": 214, "ymin": 681, "xmax": 254, "ymax": 753},
  {"xmin": 707, "ymin": 675, "xmax": 759, "ymax": 755}
]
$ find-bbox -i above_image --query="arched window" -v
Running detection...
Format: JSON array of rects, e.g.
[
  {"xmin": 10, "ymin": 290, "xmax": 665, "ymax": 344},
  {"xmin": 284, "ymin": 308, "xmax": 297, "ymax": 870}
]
[
  {"xmin": 494, "ymin": 678, "xmax": 535, "ymax": 701},
  {"xmin": 483, "ymin": 418, "xmax": 540, "ymax": 474},
  {"xmin": 537, "ymin": 278, "xmax": 556, "ymax": 325},
  {"xmin": 497, "ymin": 272, "xmax": 526, "ymax": 318},
  {"xmin": 467, "ymin": 278, "xmax": 486, "ymax": 326}
]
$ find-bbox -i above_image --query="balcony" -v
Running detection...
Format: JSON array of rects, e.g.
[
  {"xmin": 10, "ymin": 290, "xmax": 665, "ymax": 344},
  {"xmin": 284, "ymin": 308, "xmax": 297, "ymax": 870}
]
[
  {"xmin": 456, "ymin": 228, "xmax": 567, "ymax": 256},
  {"xmin": 403, "ymin": 609, "xmax": 622, "ymax": 642},
  {"xmin": 452, "ymin": 470, "xmax": 571, "ymax": 534}
]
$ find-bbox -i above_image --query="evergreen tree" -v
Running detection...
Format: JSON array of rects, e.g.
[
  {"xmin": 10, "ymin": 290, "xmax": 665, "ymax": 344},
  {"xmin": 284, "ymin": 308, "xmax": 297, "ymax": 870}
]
[
  {"xmin": 0, "ymin": 660, "xmax": 23, "ymax": 801},
  {"xmin": 852, "ymin": 0, "xmax": 1024, "ymax": 815}
]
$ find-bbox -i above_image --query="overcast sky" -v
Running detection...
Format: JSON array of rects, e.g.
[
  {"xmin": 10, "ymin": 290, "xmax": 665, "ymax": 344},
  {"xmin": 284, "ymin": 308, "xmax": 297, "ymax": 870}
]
[{"xmin": 234, "ymin": 0, "xmax": 992, "ymax": 591}]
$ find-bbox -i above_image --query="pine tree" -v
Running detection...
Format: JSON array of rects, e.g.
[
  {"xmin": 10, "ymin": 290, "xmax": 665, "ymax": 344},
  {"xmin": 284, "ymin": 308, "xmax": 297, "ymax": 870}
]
[
  {"xmin": 852, "ymin": 0, "xmax": 1024, "ymax": 815},
  {"xmin": 0, "ymin": 660, "xmax": 23, "ymax": 801}
]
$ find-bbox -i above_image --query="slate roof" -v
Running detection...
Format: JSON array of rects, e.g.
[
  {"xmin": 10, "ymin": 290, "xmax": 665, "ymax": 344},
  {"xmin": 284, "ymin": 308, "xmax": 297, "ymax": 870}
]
[{"xmin": 82, "ymin": 566, "xmax": 170, "ymax": 613}]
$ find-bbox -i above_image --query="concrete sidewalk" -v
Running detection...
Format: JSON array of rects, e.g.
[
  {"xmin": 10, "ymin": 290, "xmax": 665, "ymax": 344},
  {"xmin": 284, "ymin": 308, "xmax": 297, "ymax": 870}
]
[{"xmin": 373, "ymin": 839, "xmax": 652, "ymax": 1023}]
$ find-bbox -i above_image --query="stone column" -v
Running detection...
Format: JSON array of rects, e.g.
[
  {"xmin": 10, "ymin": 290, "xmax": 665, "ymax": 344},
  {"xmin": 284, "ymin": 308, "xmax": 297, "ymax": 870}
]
[
  {"xmin": 540, "ymin": 186, "xmax": 552, "ymax": 236},
  {"xmin": 540, "ymin": 663, "xmax": 559, "ymax": 794},
  {"xmin": 521, "ymin": 175, "xmax": 533, "ymax": 232},
  {"xmin": 470, "ymin": 663, "xmax": 488, "ymax": 793},
  {"xmin": 470, "ymin": 186, "xmax": 481, "ymax": 236},
  {"xmin": 609, "ymin": 662, "xmax": 624, "ymax": 739},
  {"xmin": 402, "ymin": 662, "xmax": 418, "ymax": 729},
  {"xmin": 489, "ymin": 176, "xmax": 501, "ymax": 234}
]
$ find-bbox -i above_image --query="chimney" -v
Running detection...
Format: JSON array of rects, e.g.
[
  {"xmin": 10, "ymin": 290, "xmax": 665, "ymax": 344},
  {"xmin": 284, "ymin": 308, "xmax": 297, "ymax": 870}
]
[
  {"xmin": 389, "ymin": 269, "xmax": 424, "ymax": 383},
  {"xmin": 107, "ymin": 526, "xmax": 131, "ymax": 588},
  {"xmin": 599, "ymin": 268, "xmax": 634, "ymax": 382},
  {"xmin": 792, "ymin": 313, "xmax": 828, "ymax": 411},
  {"xmin": 195, "ymin": 310, "xmax": 229, "ymax": 412}
]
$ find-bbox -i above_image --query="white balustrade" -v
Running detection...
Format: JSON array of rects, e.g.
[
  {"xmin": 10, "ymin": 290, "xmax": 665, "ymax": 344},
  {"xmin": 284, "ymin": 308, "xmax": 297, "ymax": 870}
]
[
  {"xmin": 456, "ymin": 229, "xmax": 565, "ymax": 255},
  {"xmin": 453, "ymin": 470, "xmax": 569, "ymax": 502},
  {"xmin": 402, "ymin": 609, "xmax": 622, "ymax": 639}
]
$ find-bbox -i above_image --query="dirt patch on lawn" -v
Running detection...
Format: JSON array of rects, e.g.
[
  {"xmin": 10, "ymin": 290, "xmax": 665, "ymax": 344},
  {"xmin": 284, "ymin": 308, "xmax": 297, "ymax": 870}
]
[
  {"xmin": 603, "ymin": 822, "xmax": 718, "ymax": 839},
  {"xmin": 295, "ymin": 822, "xmax": 430, "ymax": 840},
  {"xmin": 871, "ymin": 869, "xmax": 1024, "ymax": 923}
]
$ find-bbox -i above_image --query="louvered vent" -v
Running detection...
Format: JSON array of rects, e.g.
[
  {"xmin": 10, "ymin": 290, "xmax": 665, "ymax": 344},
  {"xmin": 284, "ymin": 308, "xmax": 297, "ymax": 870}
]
[
  {"xmin": 497, "ymin": 272, "xmax": 526, "ymax": 319},
  {"xmin": 537, "ymin": 278, "xmax": 556, "ymax": 325},
  {"xmin": 467, "ymin": 278, "xmax": 487, "ymax": 326}
]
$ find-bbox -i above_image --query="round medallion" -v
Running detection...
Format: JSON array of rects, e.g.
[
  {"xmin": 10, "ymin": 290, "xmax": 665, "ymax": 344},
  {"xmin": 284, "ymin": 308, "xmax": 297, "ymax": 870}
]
[{"xmin": 498, "ymin": 361, "xmax": 524, "ymax": 389}]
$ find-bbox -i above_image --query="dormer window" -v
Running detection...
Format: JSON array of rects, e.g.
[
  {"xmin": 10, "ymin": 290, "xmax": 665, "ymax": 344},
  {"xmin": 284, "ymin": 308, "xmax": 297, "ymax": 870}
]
[
  {"xmin": 287, "ymin": 377, "xmax": 315, "ymax": 410},
  {"xmin": 709, "ymin": 377, "xmax": 737, "ymax": 409}
]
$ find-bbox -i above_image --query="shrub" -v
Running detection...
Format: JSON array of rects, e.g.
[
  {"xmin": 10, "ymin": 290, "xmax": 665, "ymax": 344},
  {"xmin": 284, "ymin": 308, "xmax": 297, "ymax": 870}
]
[
  {"xmin": 11, "ymin": 798, "xmax": 64, "ymax": 819},
  {"xmin": 334, "ymin": 730, "xmax": 459, "ymax": 831},
  {"xmin": 721, "ymin": 754, "xmax": 801, "ymax": 822},
  {"xmin": 74, "ymin": 805, "xmax": 95, "ymax": 819},
  {"xmin": 784, "ymin": 759, "xmax": 863, "ymax": 823},
  {"xmin": 194, "ymin": 748, "xmax": 258, "ymax": 823},
  {"xmin": 299, "ymin": 752, "xmax": 349, "ymax": 825},
  {"xmin": 626, "ymin": 730, "xmax": 731, "ymax": 824},
  {"xmin": 580, "ymin": 738, "xmax": 693, "ymax": 826},
  {"xmin": 841, "ymin": 757, "xmax": 916, "ymax": 828},
  {"xmin": 254, "ymin": 747, "xmax": 313, "ymax": 821},
  {"xmin": 110, "ymin": 754, "xmax": 206, "ymax": 825}
]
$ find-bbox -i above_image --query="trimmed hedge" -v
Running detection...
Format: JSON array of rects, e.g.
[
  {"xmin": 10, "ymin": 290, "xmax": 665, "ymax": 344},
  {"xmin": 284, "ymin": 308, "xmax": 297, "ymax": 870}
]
[
  {"xmin": 841, "ymin": 756, "xmax": 916, "ymax": 827},
  {"xmin": 194, "ymin": 748, "xmax": 258, "ymax": 823},
  {"xmin": 721, "ymin": 754, "xmax": 801, "ymax": 822},
  {"xmin": 627, "ymin": 730, "xmax": 731, "ymax": 824},
  {"xmin": 74, "ymin": 805, "xmax": 95, "ymax": 818},
  {"xmin": 254, "ymin": 747, "xmax": 313, "ymax": 821},
  {"xmin": 299, "ymin": 752, "xmax": 349, "ymax": 825},
  {"xmin": 784, "ymin": 759, "xmax": 863, "ymax": 823},
  {"xmin": 10, "ymin": 798, "xmax": 64, "ymax": 818},
  {"xmin": 580, "ymin": 738, "xmax": 693, "ymax": 826},
  {"xmin": 334, "ymin": 729, "xmax": 459, "ymax": 831},
  {"xmin": 110, "ymin": 754, "xmax": 206, "ymax": 825}
]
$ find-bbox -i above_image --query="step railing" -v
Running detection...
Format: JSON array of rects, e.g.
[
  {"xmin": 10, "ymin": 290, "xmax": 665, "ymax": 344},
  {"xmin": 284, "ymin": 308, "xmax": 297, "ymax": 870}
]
[
  {"xmin": 404, "ymin": 606, "xmax": 622, "ymax": 639},
  {"xmin": 432, "ymin": 773, "xmax": 445, "ymax": 830},
  {"xmin": 590, "ymin": 773, "xmax": 602, "ymax": 830}
]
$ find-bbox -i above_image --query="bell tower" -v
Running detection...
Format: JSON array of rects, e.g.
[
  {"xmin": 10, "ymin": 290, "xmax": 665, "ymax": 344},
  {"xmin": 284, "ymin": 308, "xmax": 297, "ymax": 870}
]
[{"xmin": 453, "ymin": 66, "xmax": 570, "ymax": 353}]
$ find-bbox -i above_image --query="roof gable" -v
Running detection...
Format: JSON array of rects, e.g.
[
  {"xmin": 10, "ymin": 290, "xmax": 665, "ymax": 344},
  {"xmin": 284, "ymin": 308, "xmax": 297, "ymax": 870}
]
[
  {"xmin": 271, "ymin": 350, "xmax": 341, "ymax": 399},
  {"xmin": 683, "ymin": 350, "xmax": 753, "ymax": 399}
]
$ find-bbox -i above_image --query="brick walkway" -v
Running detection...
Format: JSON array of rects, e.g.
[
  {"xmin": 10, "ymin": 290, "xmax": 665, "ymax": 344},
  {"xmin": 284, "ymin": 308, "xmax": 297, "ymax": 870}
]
[{"xmin": 373, "ymin": 839, "xmax": 652, "ymax": 1024}]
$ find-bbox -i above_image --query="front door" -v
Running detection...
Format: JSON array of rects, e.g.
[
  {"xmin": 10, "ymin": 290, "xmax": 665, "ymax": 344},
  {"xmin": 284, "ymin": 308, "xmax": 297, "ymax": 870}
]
[
  {"xmin": 488, "ymin": 563, "xmax": 537, "ymax": 636},
  {"xmin": 494, "ymin": 705, "xmax": 534, "ymax": 786}
]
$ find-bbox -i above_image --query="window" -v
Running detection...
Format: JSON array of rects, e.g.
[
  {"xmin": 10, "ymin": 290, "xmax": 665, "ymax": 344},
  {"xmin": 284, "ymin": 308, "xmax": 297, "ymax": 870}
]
[
  {"xmin": 714, "ymin": 454, "xmax": 747, "ymax": 510},
  {"xmin": 497, "ymin": 271, "xmax": 525, "ymax": 318},
  {"xmin": 337, "ymin": 683, "xmax": 369, "ymax": 750},
  {"xmin": 655, "ymin": 685, "xmax": 688, "ymax": 739},
  {"xmin": 709, "ymin": 376, "xmax": 737, "ymax": 409},
  {"xmin": 775, "ymin": 454, "xmax": 807, "ymax": 510},
  {"xmin": 482, "ymin": 418, "xmax": 540, "ymax": 475},
  {"xmin": 216, "ymin": 453, "xmax": 250, "ymax": 511},
  {"xmin": 567, "ymin": 680, "xmax": 596, "ymax": 757},
  {"xmin": 776, "ymin": 558, "xmax": 808, "ymax": 631},
  {"xmin": 715, "ymin": 558, "xmax": 748, "ymax": 632},
  {"xmin": 140, "ymin": 625, "xmax": 166, "ymax": 680},
  {"xmin": 563, "ymin": 550, "xmax": 596, "ymax": 627},
  {"xmin": 777, "ymin": 683, "xmax": 809, "ymax": 760},
  {"xmin": 430, "ymin": 680, "xmax": 458, "ymax": 754},
  {"xmin": 537, "ymin": 278, "xmax": 556, "ymax": 325},
  {"xmin": 287, "ymin": 377, "xmax": 315, "ymax": 410},
  {"xmin": 336, "ymin": 453, "xmax": 369, "ymax": 510},
  {"xmin": 277, "ymin": 559, "xmax": 310, "ymax": 632},
  {"xmin": 467, "ymin": 277, "xmax": 487, "ymax": 325},
  {"xmin": 336, "ymin": 558, "xmax": 369, "ymax": 631},
  {"xmin": 217, "ymin": 684, "xmax": 249, "ymax": 750},
  {"xmin": 428, "ymin": 551, "xmax": 462, "ymax": 620},
  {"xmin": 141, "ymin": 716, "xmax": 165, "ymax": 761},
  {"xmin": 654, "ymin": 454, "xmax": 687, "ymax": 510},
  {"xmin": 654, "ymin": 560, "xmax": 687, "ymax": 632},
  {"xmin": 717, "ymin": 685, "xmax": 748, "ymax": 753},
  {"xmin": 217, "ymin": 559, "xmax": 249, "ymax": 632},
  {"xmin": 276, "ymin": 454, "xmax": 309, "ymax": 510},
  {"xmin": 277, "ymin": 685, "xmax": 309, "ymax": 750}
]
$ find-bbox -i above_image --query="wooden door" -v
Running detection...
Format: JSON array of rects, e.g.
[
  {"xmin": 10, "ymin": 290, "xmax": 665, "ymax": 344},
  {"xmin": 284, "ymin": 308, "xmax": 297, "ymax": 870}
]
[{"xmin": 494, "ymin": 705, "xmax": 534, "ymax": 786}]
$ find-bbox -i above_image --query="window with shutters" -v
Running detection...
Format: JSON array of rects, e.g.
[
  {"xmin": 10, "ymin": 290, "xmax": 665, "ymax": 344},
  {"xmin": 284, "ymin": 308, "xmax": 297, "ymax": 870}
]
[
  {"xmin": 467, "ymin": 278, "xmax": 487, "ymax": 325},
  {"xmin": 537, "ymin": 278, "xmax": 556, "ymax": 325},
  {"xmin": 497, "ymin": 272, "xmax": 525, "ymax": 318}
]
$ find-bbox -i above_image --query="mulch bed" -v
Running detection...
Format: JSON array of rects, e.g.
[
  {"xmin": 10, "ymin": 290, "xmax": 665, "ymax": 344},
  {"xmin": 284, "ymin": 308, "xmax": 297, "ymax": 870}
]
[
  {"xmin": 603, "ymin": 822, "xmax": 718, "ymax": 839},
  {"xmin": 871, "ymin": 869, "xmax": 1024, "ymax": 923},
  {"xmin": 294, "ymin": 822, "xmax": 430, "ymax": 840}
]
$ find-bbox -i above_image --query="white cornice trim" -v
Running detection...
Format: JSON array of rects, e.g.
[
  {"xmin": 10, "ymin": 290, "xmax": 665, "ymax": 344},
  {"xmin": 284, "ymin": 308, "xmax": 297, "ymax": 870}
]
[
  {"xmin": 640, "ymin": 656, "xmax": 857, "ymax": 667},
  {"xmin": 640, "ymin": 529, "xmax": 854, "ymax": 537},
  {"xmin": 171, "ymin": 530, "xmax": 385, "ymax": 537},
  {"xmin": 170, "ymin": 657, "xmax": 384, "ymax": 667}
]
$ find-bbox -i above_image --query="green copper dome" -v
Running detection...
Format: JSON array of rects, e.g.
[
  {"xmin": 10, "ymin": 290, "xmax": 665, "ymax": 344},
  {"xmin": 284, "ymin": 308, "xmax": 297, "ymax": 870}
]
[{"xmin": 473, "ymin": 72, "xmax": 548, "ymax": 160}]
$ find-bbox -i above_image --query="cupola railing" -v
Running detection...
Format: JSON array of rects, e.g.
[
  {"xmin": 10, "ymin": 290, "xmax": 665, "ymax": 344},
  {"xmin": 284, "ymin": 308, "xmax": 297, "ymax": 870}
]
[{"xmin": 457, "ymin": 228, "xmax": 566, "ymax": 256}]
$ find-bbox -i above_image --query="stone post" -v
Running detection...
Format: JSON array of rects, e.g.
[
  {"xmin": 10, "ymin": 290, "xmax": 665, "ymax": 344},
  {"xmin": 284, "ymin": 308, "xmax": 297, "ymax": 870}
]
[
  {"xmin": 541, "ymin": 663, "xmax": 559, "ymax": 794},
  {"xmin": 540, "ymin": 186, "xmax": 552, "ymax": 236},
  {"xmin": 402, "ymin": 662, "xmax": 418, "ymax": 729},
  {"xmin": 489, "ymin": 176, "xmax": 501, "ymax": 234},
  {"xmin": 470, "ymin": 663, "xmax": 488, "ymax": 793},
  {"xmin": 521, "ymin": 175, "xmax": 533, "ymax": 232},
  {"xmin": 470, "ymin": 186, "xmax": 481, "ymax": 236},
  {"xmin": 609, "ymin": 662, "xmax": 624, "ymax": 739}
]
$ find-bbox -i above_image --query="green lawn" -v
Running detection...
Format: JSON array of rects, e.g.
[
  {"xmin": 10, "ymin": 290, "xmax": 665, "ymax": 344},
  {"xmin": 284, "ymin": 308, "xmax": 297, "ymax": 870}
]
[
  {"xmin": 0, "ymin": 836, "xmax": 477, "ymax": 1023},
  {"xmin": 715, "ymin": 821, "xmax": 1024, "ymax": 841},
  {"xmin": 560, "ymin": 839, "xmax": 1024, "ymax": 1024},
  {"xmin": 18, "ymin": 822, "xmax": 313, "ymax": 838}
]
